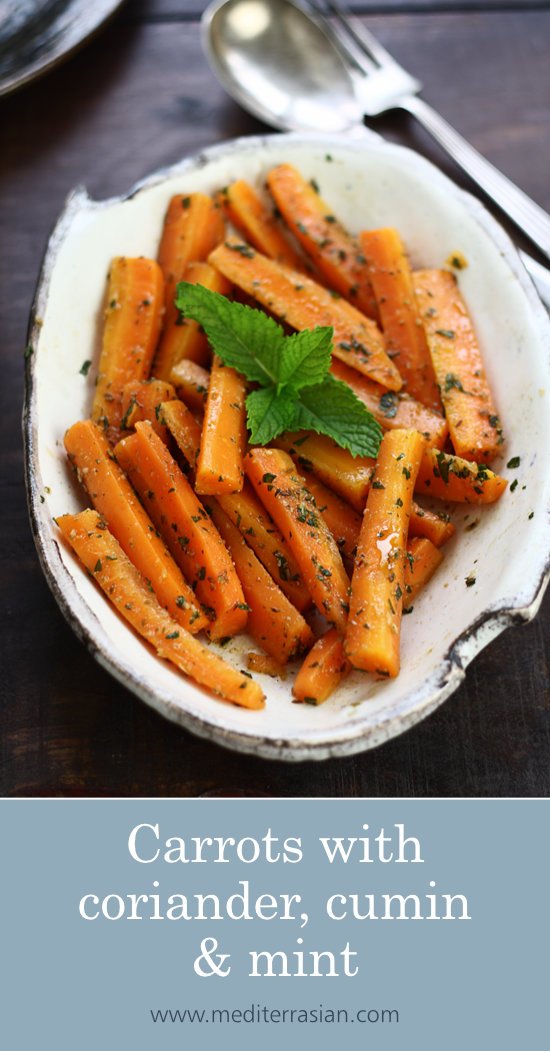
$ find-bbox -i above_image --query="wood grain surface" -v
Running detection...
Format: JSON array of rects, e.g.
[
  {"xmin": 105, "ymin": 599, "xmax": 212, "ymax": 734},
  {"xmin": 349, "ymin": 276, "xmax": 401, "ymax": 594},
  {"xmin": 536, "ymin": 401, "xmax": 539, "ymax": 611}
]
[{"xmin": 1, "ymin": 0, "xmax": 549, "ymax": 797}]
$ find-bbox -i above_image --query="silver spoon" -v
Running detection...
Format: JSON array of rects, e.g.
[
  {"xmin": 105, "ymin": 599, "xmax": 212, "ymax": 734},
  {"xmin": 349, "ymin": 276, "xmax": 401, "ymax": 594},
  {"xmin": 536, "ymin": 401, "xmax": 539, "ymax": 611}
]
[
  {"xmin": 203, "ymin": 0, "xmax": 364, "ymax": 134},
  {"xmin": 201, "ymin": 0, "xmax": 550, "ymax": 308}
]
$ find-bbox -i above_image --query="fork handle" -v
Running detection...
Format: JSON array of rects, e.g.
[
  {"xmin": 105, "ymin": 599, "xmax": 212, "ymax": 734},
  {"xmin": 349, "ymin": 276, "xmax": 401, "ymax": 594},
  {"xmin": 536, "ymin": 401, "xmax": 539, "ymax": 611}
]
[{"xmin": 400, "ymin": 95, "xmax": 550, "ymax": 263}]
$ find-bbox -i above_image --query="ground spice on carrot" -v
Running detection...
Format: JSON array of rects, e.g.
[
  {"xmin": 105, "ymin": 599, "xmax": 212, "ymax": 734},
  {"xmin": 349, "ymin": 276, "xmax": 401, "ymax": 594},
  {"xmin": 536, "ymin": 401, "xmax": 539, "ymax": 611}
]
[
  {"xmin": 56, "ymin": 509, "xmax": 264, "ymax": 709},
  {"xmin": 92, "ymin": 256, "xmax": 164, "ymax": 442},
  {"xmin": 266, "ymin": 163, "xmax": 379, "ymax": 320},
  {"xmin": 155, "ymin": 193, "xmax": 225, "ymax": 379},
  {"xmin": 292, "ymin": 628, "xmax": 349, "ymax": 706},
  {"xmin": 245, "ymin": 447, "xmax": 351, "ymax": 632},
  {"xmin": 415, "ymin": 448, "xmax": 507, "ymax": 504},
  {"xmin": 414, "ymin": 268, "xmax": 504, "ymax": 462},
  {"xmin": 195, "ymin": 355, "xmax": 247, "ymax": 495},
  {"xmin": 209, "ymin": 239, "xmax": 402, "ymax": 391},
  {"xmin": 208, "ymin": 500, "xmax": 313, "ymax": 664},
  {"xmin": 115, "ymin": 421, "xmax": 248, "ymax": 640},
  {"xmin": 359, "ymin": 228, "xmax": 442, "ymax": 412},
  {"xmin": 64, "ymin": 418, "xmax": 206, "ymax": 632},
  {"xmin": 219, "ymin": 179, "xmax": 304, "ymax": 269},
  {"xmin": 345, "ymin": 429, "xmax": 427, "ymax": 677}
]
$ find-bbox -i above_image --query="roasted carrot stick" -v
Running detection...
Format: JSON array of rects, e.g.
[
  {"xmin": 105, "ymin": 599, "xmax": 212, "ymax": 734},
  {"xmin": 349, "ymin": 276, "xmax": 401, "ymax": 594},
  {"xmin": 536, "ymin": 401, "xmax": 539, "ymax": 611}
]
[
  {"xmin": 64, "ymin": 419, "xmax": 206, "ymax": 632},
  {"xmin": 292, "ymin": 628, "xmax": 349, "ymax": 706},
  {"xmin": 278, "ymin": 430, "xmax": 454, "ymax": 540},
  {"xmin": 247, "ymin": 653, "xmax": 287, "ymax": 678},
  {"xmin": 160, "ymin": 404, "xmax": 311, "ymax": 613},
  {"xmin": 414, "ymin": 268, "xmax": 504, "ymax": 462},
  {"xmin": 195, "ymin": 356, "xmax": 247, "ymax": 495},
  {"xmin": 158, "ymin": 261, "xmax": 231, "ymax": 373},
  {"xmin": 410, "ymin": 503, "xmax": 456, "ymax": 547},
  {"xmin": 207, "ymin": 501, "xmax": 313, "ymax": 663},
  {"xmin": 158, "ymin": 192, "xmax": 225, "ymax": 280},
  {"xmin": 56, "ymin": 509, "xmax": 264, "ymax": 709},
  {"xmin": 330, "ymin": 359, "xmax": 448, "ymax": 448},
  {"xmin": 169, "ymin": 359, "xmax": 209, "ymax": 413},
  {"xmin": 120, "ymin": 379, "xmax": 177, "ymax": 441},
  {"xmin": 404, "ymin": 537, "xmax": 444, "ymax": 609},
  {"xmin": 92, "ymin": 256, "xmax": 164, "ymax": 441},
  {"xmin": 359, "ymin": 229, "xmax": 442, "ymax": 412},
  {"xmin": 115, "ymin": 422, "xmax": 248, "ymax": 640},
  {"xmin": 303, "ymin": 466, "xmax": 454, "ymax": 562},
  {"xmin": 415, "ymin": 448, "xmax": 507, "ymax": 504},
  {"xmin": 245, "ymin": 448, "xmax": 351, "ymax": 632},
  {"xmin": 218, "ymin": 483, "xmax": 310, "ymax": 613},
  {"xmin": 160, "ymin": 398, "xmax": 203, "ymax": 470},
  {"xmin": 266, "ymin": 163, "xmax": 379, "ymax": 319},
  {"xmin": 275, "ymin": 432, "xmax": 375, "ymax": 513},
  {"xmin": 218, "ymin": 180, "xmax": 303, "ymax": 268},
  {"xmin": 155, "ymin": 193, "xmax": 225, "ymax": 379},
  {"xmin": 345, "ymin": 429, "xmax": 427, "ymax": 677},
  {"xmin": 294, "ymin": 535, "xmax": 444, "ymax": 705},
  {"xmin": 209, "ymin": 240, "xmax": 402, "ymax": 391},
  {"xmin": 299, "ymin": 469, "xmax": 362, "ymax": 564}
]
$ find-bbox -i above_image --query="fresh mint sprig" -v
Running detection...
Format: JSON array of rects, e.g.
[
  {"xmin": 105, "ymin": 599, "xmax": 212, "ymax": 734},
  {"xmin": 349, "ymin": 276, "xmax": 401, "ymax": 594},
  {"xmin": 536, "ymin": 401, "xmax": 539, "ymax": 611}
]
[{"xmin": 176, "ymin": 282, "xmax": 383, "ymax": 458}]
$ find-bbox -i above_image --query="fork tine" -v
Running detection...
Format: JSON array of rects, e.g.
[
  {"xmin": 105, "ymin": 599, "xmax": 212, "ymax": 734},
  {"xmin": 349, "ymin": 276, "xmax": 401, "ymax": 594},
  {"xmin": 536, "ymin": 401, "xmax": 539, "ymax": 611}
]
[
  {"xmin": 302, "ymin": 0, "xmax": 378, "ymax": 75},
  {"xmin": 306, "ymin": 0, "xmax": 403, "ymax": 73}
]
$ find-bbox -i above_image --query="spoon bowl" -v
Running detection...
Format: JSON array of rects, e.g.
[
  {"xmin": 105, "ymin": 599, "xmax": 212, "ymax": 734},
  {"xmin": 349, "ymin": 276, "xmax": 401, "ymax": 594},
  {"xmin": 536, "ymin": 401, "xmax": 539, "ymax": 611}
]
[{"xmin": 202, "ymin": 0, "xmax": 363, "ymax": 132}]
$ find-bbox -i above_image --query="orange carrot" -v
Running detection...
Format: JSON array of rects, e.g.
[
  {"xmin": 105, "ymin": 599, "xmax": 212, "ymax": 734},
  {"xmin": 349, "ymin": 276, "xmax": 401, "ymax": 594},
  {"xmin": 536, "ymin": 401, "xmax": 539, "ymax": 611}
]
[
  {"xmin": 404, "ymin": 537, "xmax": 444, "ymax": 609},
  {"xmin": 115, "ymin": 422, "xmax": 248, "ymax": 640},
  {"xmin": 359, "ymin": 229, "xmax": 442, "ymax": 411},
  {"xmin": 303, "ymin": 467, "xmax": 453, "ymax": 561},
  {"xmin": 169, "ymin": 359, "xmax": 209, "ymax": 413},
  {"xmin": 56, "ymin": 509, "xmax": 264, "ymax": 709},
  {"xmin": 120, "ymin": 379, "xmax": 177, "ymax": 441},
  {"xmin": 275, "ymin": 432, "xmax": 375, "ymax": 513},
  {"xmin": 158, "ymin": 192, "xmax": 224, "ymax": 279},
  {"xmin": 414, "ymin": 268, "xmax": 504, "ymax": 462},
  {"xmin": 209, "ymin": 239, "xmax": 402, "ymax": 391},
  {"xmin": 415, "ymin": 448, "xmax": 507, "ymax": 504},
  {"xmin": 207, "ymin": 500, "xmax": 313, "ymax": 663},
  {"xmin": 279, "ymin": 431, "xmax": 453, "ymax": 539},
  {"xmin": 345, "ymin": 429, "xmax": 427, "ymax": 677},
  {"xmin": 156, "ymin": 407, "xmax": 311, "ymax": 613},
  {"xmin": 218, "ymin": 180, "xmax": 303, "ymax": 268},
  {"xmin": 158, "ymin": 261, "xmax": 231, "ymax": 373},
  {"xmin": 410, "ymin": 503, "xmax": 455, "ymax": 547},
  {"xmin": 218, "ymin": 483, "xmax": 310, "ymax": 613},
  {"xmin": 292, "ymin": 628, "xmax": 349, "ymax": 705},
  {"xmin": 300, "ymin": 469, "xmax": 361, "ymax": 564},
  {"xmin": 247, "ymin": 653, "xmax": 287, "ymax": 679},
  {"xmin": 160, "ymin": 398, "xmax": 203, "ymax": 470},
  {"xmin": 266, "ymin": 163, "xmax": 379, "ymax": 319},
  {"xmin": 64, "ymin": 419, "xmax": 206, "ymax": 633},
  {"xmin": 330, "ymin": 359, "xmax": 447, "ymax": 448},
  {"xmin": 92, "ymin": 256, "xmax": 164, "ymax": 441},
  {"xmin": 245, "ymin": 447, "xmax": 351, "ymax": 632},
  {"xmin": 195, "ymin": 356, "xmax": 247, "ymax": 495},
  {"xmin": 155, "ymin": 193, "xmax": 225, "ymax": 379}
]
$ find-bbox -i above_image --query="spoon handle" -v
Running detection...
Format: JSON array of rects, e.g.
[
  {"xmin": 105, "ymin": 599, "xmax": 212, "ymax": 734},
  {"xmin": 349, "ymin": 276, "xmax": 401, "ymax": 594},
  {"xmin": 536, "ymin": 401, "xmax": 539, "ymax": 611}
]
[{"xmin": 399, "ymin": 95, "xmax": 550, "ymax": 266}]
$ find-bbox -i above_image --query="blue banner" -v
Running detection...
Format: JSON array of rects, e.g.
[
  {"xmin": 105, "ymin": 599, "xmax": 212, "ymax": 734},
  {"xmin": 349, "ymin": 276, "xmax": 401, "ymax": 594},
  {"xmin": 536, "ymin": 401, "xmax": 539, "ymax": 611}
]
[{"xmin": 1, "ymin": 799, "xmax": 547, "ymax": 1047}]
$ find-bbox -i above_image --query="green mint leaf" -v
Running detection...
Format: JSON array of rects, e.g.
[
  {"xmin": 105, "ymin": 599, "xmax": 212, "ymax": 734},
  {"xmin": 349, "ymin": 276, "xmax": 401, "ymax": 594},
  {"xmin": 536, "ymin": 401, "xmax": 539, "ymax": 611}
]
[
  {"xmin": 176, "ymin": 282, "xmax": 382, "ymax": 459},
  {"xmin": 293, "ymin": 374, "xmax": 383, "ymax": 458},
  {"xmin": 246, "ymin": 387, "xmax": 297, "ymax": 446},
  {"xmin": 176, "ymin": 282, "xmax": 284, "ymax": 386},
  {"xmin": 277, "ymin": 327, "xmax": 333, "ymax": 393}
]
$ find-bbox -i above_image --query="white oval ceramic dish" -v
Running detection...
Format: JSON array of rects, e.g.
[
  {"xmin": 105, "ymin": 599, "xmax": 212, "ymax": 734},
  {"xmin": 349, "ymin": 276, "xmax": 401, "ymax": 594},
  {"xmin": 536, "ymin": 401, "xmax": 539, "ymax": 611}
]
[{"xmin": 24, "ymin": 132, "xmax": 550, "ymax": 761}]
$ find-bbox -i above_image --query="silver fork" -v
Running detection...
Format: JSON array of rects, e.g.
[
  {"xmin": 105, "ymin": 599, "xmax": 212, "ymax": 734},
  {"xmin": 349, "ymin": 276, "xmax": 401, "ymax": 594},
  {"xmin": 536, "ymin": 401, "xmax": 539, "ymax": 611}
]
[{"xmin": 304, "ymin": 0, "xmax": 550, "ymax": 263}]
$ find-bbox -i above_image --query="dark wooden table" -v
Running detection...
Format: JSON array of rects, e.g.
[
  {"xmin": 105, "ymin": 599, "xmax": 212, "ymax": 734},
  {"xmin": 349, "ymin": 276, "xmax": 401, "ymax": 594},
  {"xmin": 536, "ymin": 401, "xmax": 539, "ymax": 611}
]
[{"xmin": 1, "ymin": 0, "xmax": 549, "ymax": 797}]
